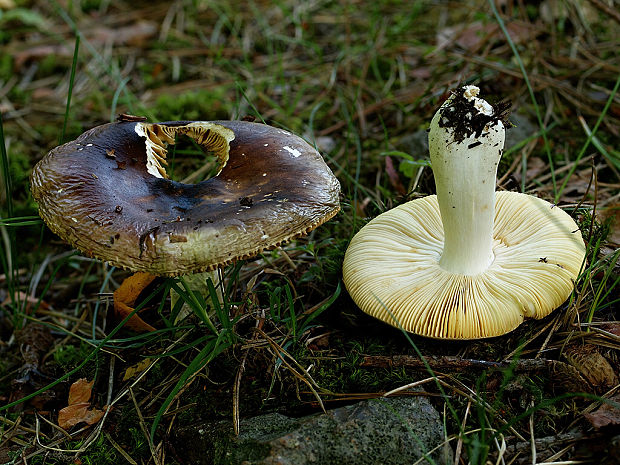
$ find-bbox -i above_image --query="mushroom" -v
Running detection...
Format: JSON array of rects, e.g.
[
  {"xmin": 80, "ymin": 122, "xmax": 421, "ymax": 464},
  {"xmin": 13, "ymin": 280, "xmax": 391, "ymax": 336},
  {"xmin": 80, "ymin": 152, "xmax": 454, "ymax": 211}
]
[
  {"xmin": 31, "ymin": 118, "xmax": 340, "ymax": 322},
  {"xmin": 342, "ymin": 86, "xmax": 585, "ymax": 339}
]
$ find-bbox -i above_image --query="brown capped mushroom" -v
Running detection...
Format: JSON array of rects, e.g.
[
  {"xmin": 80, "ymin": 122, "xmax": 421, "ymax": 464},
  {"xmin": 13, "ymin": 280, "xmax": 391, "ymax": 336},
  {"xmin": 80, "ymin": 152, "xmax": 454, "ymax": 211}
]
[
  {"xmin": 31, "ymin": 120, "xmax": 340, "ymax": 323},
  {"xmin": 31, "ymin": 120, "xmax": 340, "ymax": 275}
]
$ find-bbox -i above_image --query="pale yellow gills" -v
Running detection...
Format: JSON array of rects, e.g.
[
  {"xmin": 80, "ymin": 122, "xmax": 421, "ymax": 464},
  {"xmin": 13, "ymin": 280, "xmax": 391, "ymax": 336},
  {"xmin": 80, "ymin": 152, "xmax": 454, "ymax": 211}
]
[{"xmin": 342, "ymin": 191, "xmax": 585, "ymax": 339}]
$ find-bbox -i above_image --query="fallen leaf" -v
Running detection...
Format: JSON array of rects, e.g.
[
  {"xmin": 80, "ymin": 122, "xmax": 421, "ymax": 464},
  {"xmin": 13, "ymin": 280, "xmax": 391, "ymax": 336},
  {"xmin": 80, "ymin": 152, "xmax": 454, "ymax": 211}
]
[
  {"xmin": 58, "ymin": 379, "xmax": 105, "ymax": 430},
  {"xmin": 1, "ymin": 291, "xmax": 49, "ymax": 313},
  {"xmin": 512, "ymin": 157, "xmax": 546, "ymax": 184},
  {"xmin": 113, "ymin": 272, "xmax": 157, "ymax": 333},
  {"xmin": 58, "ymin": 403, "xmax": 105, "ymax": 429},
  {"xmin": 598, "ymin": 204, "xmax": 620, "ymax": 247},
  {"xmin": 601, "ymin": 323, "xmax": 620, "ymax": 337},
  {"xmin": 584, "ymin": 394, "xmax": 620, "ymax": 429},
  {"xmin": 88, "ymin": 20, "xmax": 157, "ymax": 47},
  {"xmin": 563, "ymin": 344, "xmax": 619, "ymax": 393},
  {"xmin": 8, "ymin": 323, "xmax": 57, "ymax": 411},
  {"xmin": 67, "ymin": 379, "xmax": 94, "ymax": 405},
  {"xmin": 15, "ymin": 322, "xmax": 54, "ymax": 366},
  {"xmin": 385, "ymin": 155, "xmax": 406, "ymax": 195},
  {"xmin": 122, "ymin": 358, "xmax": 153, "ymax": 382},
  {"xmin": 437, "ymin": 21, "xmax": 538, "ymax": 52},
  {"xmin": 14, "ymin": 44, "xmax": 73, "ymax": 70}
]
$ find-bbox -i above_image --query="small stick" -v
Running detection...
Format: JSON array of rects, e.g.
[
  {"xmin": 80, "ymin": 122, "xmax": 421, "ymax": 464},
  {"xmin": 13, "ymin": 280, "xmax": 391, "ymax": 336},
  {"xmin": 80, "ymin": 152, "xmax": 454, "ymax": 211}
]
[
  {"xmin": 453, "ymin": 401, "xmax": 470, "ymax": 465},
  {"xmin": 360, "ymin": 354, "xmax": 590, "ymax": 392},
  {"xmin": 233, "ymin": 350, "xmax": 248, "ymax": 435},
  {"xmin": 361, "ymin": 354, "xmax": 546, "ymax": 372}
]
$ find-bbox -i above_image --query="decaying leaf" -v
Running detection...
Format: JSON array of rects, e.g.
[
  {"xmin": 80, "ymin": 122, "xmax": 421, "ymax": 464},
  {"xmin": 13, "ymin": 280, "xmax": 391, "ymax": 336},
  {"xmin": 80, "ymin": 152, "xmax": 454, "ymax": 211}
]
[
  {"xmin": 9, "ymin": 323, "xmax": 57, "ymax": 411},
  {"xmin": 601, "ymin": 323, "xmax": 620, "ymax": 337},
  {"xmin": 57, "ymin": 379, "xmax": 105, "ymax": 430},
  {"xmin": 585, "ymin": 394, "xmax": 620, "ymax": 429},
  {"xmin": 599, "ymin": 203, "xmax": 620, "ymax": 248},
  {"xmin": 563, "ymin": 344, "xmax": 619, "ymax": 393},
  {"xmin": 122, "ymin": 358, "xmax": 153, "ymax": 382},
  {"xmin": 1, "ymin": 291, "xmax": 49, "ymax": 313},
  {"xmin": 89, "ymin": 21, "xmax": 157, "ymax": 47},
  {"xmin": 385, "ymin": 155, "xmax": 406, "ymax": 196},
  {"xmin": 512, "ymin": 157, "xmax": 546, "ymax": 184},
  {"xmin": 113, "ymin": 272, "xmax": 157, "ymax": 333},
  {"xmin": 437, "ymin": 20, "xmax": 538, "ymax": 52}
]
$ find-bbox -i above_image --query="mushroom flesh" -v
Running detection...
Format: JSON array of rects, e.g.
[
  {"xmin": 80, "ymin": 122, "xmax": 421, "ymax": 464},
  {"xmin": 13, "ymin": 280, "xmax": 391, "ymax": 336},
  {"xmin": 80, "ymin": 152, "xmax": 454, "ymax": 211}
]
[{"xmin": 342, "ymin": 86, "xmax": 585, "ymax": 339}]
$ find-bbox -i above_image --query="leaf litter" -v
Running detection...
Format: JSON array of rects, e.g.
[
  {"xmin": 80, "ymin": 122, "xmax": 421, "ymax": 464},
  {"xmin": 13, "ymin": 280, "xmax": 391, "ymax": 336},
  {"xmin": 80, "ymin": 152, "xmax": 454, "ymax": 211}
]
[{"xmin": 57, "ymin": 379, "xmax": 105, "ymax": 430}]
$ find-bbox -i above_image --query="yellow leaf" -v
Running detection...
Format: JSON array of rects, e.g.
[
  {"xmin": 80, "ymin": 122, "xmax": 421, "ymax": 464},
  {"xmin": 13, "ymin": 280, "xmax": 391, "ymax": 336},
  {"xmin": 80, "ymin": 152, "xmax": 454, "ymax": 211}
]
[{"xmin": 122, "ymin": 359, "xmax": 153, "ymax": 382}]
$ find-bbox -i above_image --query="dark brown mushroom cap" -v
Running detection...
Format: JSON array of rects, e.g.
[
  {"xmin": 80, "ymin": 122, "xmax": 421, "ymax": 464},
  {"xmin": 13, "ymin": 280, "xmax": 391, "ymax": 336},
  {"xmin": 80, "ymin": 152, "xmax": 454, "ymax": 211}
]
[{"xmin": 30, "ymin": 120, "xmax": 340, "ymax": 276}]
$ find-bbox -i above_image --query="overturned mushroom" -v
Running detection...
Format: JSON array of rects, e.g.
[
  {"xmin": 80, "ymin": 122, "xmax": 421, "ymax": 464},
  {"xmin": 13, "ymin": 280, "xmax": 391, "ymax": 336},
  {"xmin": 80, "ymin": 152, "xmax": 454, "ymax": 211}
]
[
  {"xmin": 342, "ymin": 86, "xmax": 585, "ymax": 339},
  {"xmin": 31, "ymin": 119, "xmax": 340, "ymax": 321}
]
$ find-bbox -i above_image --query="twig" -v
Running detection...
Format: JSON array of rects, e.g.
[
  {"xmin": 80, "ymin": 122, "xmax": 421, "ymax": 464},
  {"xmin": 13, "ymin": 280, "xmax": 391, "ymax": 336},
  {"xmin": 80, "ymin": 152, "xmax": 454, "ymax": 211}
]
[
  {"xmin": 454, "ymin": 400, "xmax": 470, "ymax": 465},
  {"xmin": 528, "ymin": 400, "xmax": 536, "ymax": 465},
  {"xmin": 383, "ymin": 376, "xmax": 440, "ymax": 397},
  {"xmin": 586, "ymin": 0, "xmax": 620, "ymax": 24},
  {"xmin": 104, "ymin": 432, "xmax": 138, "ymax": 465},
  {"xmin": 233, "ymin": 349, "xmax": 248, "ymax": 435},
  {"xmin": 362, "ymin": 354, "xmax": 546, "ymax": 372},
  {"xmin": 129, "ymin": 387, "xmax": 161, "ymax": 465}
]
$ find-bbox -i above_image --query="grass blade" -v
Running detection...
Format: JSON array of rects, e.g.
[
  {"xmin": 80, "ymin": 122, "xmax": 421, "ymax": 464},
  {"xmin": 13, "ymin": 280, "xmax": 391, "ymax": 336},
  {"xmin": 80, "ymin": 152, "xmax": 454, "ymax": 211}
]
[
  {"xmin": 60, "ymin": 34, "xmax": 80, "ymax": 145},
  {"xmin": 556, "ymin": 74, "xmax": 620, "ymax": 196},
  {"xmin": 489, "ymin": 0, "xmax": 556, "ymax": 196}
]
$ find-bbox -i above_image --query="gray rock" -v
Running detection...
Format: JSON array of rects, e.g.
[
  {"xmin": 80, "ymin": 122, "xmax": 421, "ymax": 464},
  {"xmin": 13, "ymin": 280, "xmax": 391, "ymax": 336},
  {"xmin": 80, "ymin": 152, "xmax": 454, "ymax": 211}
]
[
  {"xmin": 175, "ymin": 396, "xmax": 452, "ymax": 465},
  {"xmin": 399, "ymin": 129, "xmax": 429, "ymax": 160},
  {"xmin": 504, "ymin": 112, "xmax": 538, "ymax": 151}
]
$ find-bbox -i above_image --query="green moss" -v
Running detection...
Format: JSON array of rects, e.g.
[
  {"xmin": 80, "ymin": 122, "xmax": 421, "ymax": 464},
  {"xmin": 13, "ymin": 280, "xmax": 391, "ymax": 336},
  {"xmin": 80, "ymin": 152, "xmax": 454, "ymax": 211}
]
[
  {"xmin": 51, "ymin": 342, "xmax": 104, "ymax": 379},
  {"xmin": 7, "ymin": 141, "xmax": 32, "ymax": 200},
  {"xmin": 153, "ymin": 88, "xmax": 231, "ymax": 122},
  {"xmin": 0, "ymin": 54, "xmax": 13, "ymax": 82}
]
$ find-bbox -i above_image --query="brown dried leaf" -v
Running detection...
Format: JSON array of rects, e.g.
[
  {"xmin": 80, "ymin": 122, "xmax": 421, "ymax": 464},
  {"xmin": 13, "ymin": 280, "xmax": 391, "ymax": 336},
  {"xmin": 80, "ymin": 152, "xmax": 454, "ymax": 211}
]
[
  {"xmin": 113, "ymin": 272, "xmax": 157, "ymax": 333},
  {"xmin": 599, "ymin": 204, "xmax": 620, "ymax": 247},
  {"xmin": 67, "ymin": 379, "xmax": 94, "ymax": 405},
  {"xmin": 385, "ymin": 155, "xmax": 406, "ymax": 195},
  {"xmin": 601, "ymin": 323, "xmax": 620, "ymax": 337},
  {"xmin": 89, "ymin": 21, "xmax": 158, "ymax": 47},
  {"xmin": 1, "ymin": 291, "xmax": 50, "ymax": 313},
  {"xmin": 437, "ymin": 21, "xmax": 538, "ymax": 52},
  {"xmin": 14, "ymin": 45, "xmax": 73, "ymax": 70},
  {"xmin": 564, "ymin": 344, "xmax": 619, "ymax": 392},
  {"xmin": 58, "ymin": 379, "xmax": 105, "ymax": 430},
  {"xmin": 15, "ymin": 323, "xmax": 54, "ymax": 366},
  {"xmin": 58, "ymin": 403, "xmax": 104, "ymax": 429},
  {"xmin": 584, "ymin": 394, "xmax": 620, "ymax": 429}
]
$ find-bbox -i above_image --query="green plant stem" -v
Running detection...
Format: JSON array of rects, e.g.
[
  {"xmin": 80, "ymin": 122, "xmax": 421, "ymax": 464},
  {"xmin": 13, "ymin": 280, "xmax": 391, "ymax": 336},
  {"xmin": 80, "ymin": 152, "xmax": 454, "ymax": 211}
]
[
  {"xmin": 60, "ymin": 34, "xmax": 80, "ymax": 145},
  {"xmin": 489, "ymin": 0, "xmax": 556, "ymax": 196},
  {"xmin": 557, "ymin": 74, "xmax": 620, "ymax": 198},
  {"xmin": 0, "ymin": 112, "xmax": 12, "ymax": 218}
]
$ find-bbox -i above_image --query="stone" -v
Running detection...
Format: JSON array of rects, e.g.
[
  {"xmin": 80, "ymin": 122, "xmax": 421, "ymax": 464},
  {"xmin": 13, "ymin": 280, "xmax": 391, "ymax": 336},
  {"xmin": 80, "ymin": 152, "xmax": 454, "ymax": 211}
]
[{"xmin": 174, "ymin": 396, "xmax": 452, "ymax": 465}]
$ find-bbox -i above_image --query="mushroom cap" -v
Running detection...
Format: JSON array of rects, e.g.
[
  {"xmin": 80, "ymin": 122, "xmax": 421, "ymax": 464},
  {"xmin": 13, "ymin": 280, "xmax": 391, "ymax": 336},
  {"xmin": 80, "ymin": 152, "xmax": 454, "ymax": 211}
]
[
  {"xmin": 342, "ymin": 191, "xmax": 585, "ymax": 339},
  {"xmin": 31, "ymin": 120, "xmax": 340, "ymax": 276}
]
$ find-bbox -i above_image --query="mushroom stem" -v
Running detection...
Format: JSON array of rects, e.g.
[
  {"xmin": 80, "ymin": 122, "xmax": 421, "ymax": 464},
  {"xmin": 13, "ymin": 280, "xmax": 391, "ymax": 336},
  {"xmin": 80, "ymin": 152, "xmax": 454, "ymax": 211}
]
[
  {"xmin": 428, "ymin": 86, "xmax": 505, "ymax": 276},
  {"xmin": 171, "ymin": 270, "xmax": 223, "ymax": 323}
]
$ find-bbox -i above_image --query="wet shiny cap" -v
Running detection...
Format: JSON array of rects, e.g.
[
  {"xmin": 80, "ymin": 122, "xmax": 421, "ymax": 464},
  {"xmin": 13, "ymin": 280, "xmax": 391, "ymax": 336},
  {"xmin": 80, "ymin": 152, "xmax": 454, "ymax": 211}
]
[{"xmin": 31, "ymin": 120, "xmax": 340, "ymax": 276}]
